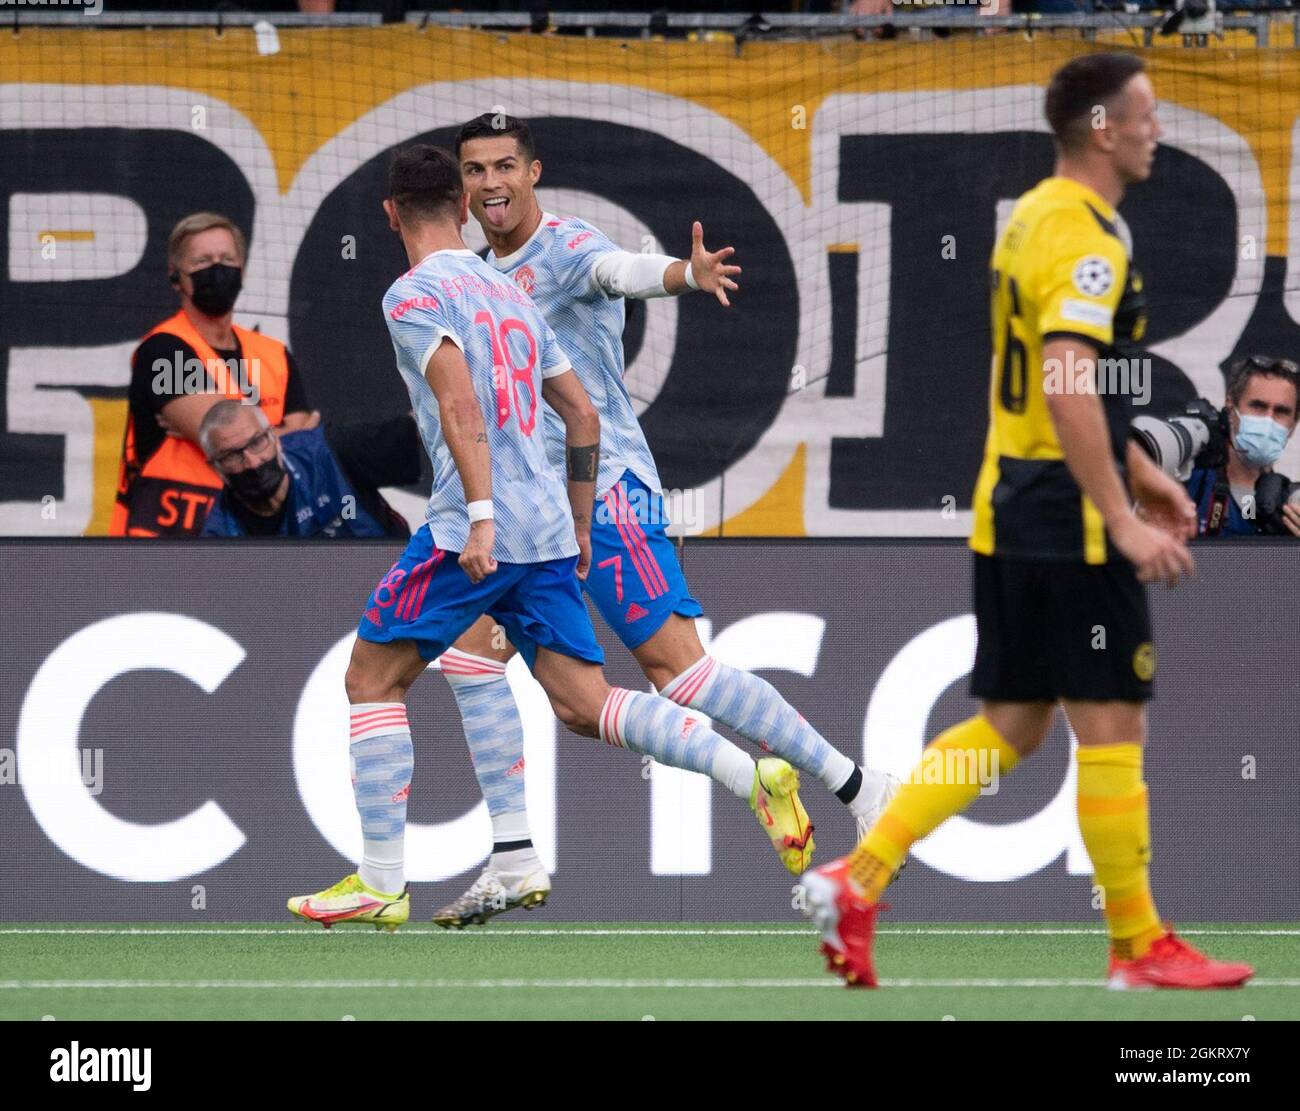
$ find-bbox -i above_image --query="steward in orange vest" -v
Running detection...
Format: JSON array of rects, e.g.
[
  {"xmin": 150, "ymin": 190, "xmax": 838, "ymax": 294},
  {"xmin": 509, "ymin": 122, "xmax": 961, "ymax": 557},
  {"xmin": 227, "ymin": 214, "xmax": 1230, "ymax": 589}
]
[{"xmin": 110, "ymin": 213, "xmax": 314, "ymax": 536}]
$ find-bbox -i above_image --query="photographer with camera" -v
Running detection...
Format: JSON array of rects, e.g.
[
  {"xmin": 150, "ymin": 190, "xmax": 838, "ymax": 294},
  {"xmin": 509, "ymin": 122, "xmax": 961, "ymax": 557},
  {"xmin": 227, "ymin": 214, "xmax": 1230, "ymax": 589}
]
[{"xmin": 1130, "ymin": 355, "xmax": 1300, "ymax": 537}]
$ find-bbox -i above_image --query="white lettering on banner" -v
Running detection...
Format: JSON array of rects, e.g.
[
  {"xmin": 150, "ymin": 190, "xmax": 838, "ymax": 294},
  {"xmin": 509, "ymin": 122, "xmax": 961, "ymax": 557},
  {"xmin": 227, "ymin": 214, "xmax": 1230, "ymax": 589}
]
[
  {"xmin": 862, "ymin": 614, "xmax": 1093, "ymax": 881},
  {"xmin": 10, "ymin": 608, "xmax": 1104, "ymax": 885},
  {"xmin": 650, "ymin": 612, "xmax": 828, "ymax": 875},
  {"xmin": 790, "ymin": 90, "xmax": 1273, "ymax": 534},
  {"xmin": 15, "ymin": 613, "xmax": 247, "ymax": 881},
  {"xmin": 2, "ymin": 82, "xmax": 1288, "ymax": 531},
  {"xmin": 1141, "ymin": 100, "xmax": 1266, "ymax": 405},
  {"xmin": 0, "ymin": 88, "xmax": 284, "ymax": 534},
  {"xmin": 8, "ymin": 192, "xmax": 148, "ymax": 283},
  {"xmin": 282, "ymin": 79, "xmax": 800, "ymax": 537},
  {"xmin": 291, "ymin": 633, "xmax": 557, "ymax": 881}
]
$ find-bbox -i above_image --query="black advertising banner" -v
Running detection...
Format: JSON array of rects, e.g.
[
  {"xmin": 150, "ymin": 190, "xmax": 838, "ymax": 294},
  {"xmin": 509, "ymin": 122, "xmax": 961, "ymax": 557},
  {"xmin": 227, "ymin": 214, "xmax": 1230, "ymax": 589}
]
[{"xmin": 0, "ymin": 539, "xmax": 1295, "ymax": 922}]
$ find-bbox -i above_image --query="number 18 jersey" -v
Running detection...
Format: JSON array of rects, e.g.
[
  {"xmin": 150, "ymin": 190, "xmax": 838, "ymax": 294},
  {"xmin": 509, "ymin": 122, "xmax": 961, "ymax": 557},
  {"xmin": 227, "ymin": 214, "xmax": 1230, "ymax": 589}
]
[{"xmin": 382, "ymin": 247, "xmax": 578, "ymax": 564}]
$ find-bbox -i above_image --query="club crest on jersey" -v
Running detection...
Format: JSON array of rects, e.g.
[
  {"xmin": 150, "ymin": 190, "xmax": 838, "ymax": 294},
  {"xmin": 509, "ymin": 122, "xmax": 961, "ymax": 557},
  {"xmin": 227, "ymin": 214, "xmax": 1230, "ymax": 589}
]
[
  {"xmin": 1072, "ymin": 256, "xmax": 1113, "ymax": 297},
  {"xmin": 514, "ymin": 265, "xmax": 536, "ymax": 295}
]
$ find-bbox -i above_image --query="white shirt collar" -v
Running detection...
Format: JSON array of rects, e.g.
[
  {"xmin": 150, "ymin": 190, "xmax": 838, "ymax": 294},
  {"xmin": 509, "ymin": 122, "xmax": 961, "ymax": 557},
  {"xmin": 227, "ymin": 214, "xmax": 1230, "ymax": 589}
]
[
  {"xmin": 416, "ymin": 246, "xmax": 478, "ymax": 267},
  {"xmin": 489, "ymin": 211, "xmax": 553, "ymax": 270}
]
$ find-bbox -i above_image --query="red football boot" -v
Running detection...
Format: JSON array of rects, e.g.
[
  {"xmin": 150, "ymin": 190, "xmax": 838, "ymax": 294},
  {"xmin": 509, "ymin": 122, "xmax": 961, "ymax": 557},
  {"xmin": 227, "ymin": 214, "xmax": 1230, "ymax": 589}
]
[
  {"xmin": 801, "ymin": 857, "xmax": 886, "ymax": 988},
  {"xmin": 1108, "ymin": 928, "xmax": 1254, "ymax": 990}
]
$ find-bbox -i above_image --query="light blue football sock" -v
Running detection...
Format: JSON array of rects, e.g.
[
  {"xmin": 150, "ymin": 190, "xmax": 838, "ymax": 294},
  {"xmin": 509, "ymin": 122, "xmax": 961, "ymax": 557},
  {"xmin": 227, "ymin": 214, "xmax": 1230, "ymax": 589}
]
[
  {"xmin": 349, "ymin": 701, "xmax": 413, "ymax": 895},
  {"xmin": 598, "ymin": 687, "xmax": 754, "ymax": 798}
]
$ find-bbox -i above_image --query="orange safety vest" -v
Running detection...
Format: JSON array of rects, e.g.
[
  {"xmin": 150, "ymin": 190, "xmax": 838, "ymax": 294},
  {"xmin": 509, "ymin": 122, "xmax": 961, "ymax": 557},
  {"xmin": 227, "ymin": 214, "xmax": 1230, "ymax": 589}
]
[{"xmin": 109, "ymin": 310, "xmax": 290, "ymax": 537}]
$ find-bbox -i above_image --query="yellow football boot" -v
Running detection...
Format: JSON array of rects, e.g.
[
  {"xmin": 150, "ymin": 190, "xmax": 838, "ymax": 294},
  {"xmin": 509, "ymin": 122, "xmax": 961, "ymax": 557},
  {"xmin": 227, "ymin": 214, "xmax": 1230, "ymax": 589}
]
[
  {"xmin": 749, "ymin": 757, "xmax": 815, "ymax": 875},
  {"xmin": 287, "ymin": 873, "xmax": 409, "ymax": 932}
]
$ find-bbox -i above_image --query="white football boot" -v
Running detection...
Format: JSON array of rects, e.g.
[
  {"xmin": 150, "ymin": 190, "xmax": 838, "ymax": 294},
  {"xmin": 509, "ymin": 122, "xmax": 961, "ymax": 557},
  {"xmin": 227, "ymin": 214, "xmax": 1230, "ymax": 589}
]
[
  {"xmin": 853, "ymin": 770, "xmax": 902, "ymax": 842},
  {"xmin": 431, "ymin": 864, "xmax": 551, "ymax": 929}
]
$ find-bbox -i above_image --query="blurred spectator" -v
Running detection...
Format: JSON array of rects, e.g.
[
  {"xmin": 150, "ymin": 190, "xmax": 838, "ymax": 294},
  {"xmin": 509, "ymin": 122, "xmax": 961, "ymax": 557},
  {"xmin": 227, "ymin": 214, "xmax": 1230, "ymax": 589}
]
[
  {"xmin": 849, "ymin": 0, "xmax": 896, "ymax": 39},
  {"xmin": 110, "ymin": 212, "xmax": 315, "ymax": 537},
  {"xmin": 200, "ymin": 400, "xmax": 420, "ymax": 538}
]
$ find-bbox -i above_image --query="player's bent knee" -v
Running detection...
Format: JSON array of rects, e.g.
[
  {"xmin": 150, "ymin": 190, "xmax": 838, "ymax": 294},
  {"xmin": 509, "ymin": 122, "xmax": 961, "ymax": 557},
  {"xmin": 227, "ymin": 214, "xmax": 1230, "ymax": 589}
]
[
  {"xmin": 544, "ymin": 694, "xmax": 593, "ymax": 738},
  {"xmin": 344, "ymin": 643, "xmax": 420, "ymax": 705},
  {"xmin": 1063, "ymin": 700, "xmax": 1148, "ymax": 748},
  {"xmin": 343, "ymin": 659, "xmax": 386, "ymax": 705},
  {"xmin": 633, "ymin": 616, "xmax": 705, "ymax": 691},
  {"xmin": 981, "ymin": 701, "xmax": 1055, "ymax": 758}
]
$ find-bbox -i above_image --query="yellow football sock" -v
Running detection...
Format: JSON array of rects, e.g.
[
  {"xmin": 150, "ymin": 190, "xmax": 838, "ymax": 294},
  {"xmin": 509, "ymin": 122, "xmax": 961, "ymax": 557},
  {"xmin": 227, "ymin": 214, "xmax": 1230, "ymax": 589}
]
[
  {"xmin": 1076, "ymin": 743, "xmax": 1164, "ymax": 959},
  {"xmin": 848, "ymin": 715, "xmax": 1021, "ymax": 901}
]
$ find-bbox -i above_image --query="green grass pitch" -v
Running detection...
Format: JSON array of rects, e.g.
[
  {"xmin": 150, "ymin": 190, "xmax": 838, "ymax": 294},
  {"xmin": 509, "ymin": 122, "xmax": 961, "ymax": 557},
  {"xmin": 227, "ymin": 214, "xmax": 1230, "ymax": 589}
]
[{"xmin": 2, "ymin": 923, "xmax": 1296, "ymax": 1021}]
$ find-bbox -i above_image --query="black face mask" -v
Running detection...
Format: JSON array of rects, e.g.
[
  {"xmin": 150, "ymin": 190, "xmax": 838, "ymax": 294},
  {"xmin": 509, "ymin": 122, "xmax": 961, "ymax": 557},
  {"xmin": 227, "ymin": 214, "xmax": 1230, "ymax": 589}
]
[
  {"xmin": 227, "ymin": 456, "xmax": 285, "ymax": 503},
  {"xmin": 188, "ymin": 263, "xmax": 243, "ymax": 317}
]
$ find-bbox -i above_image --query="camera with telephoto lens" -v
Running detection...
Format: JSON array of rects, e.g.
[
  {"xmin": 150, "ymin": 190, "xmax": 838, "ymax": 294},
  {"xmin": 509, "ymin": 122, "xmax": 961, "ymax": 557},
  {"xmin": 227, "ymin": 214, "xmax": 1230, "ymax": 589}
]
[
  {"xmin": 1253, "ymin": 471, "xmax": 1300, "ymax": 536},
  {"xmin": 1130, "ymin": 398, "xmax": 1229, "ymax": 481}
]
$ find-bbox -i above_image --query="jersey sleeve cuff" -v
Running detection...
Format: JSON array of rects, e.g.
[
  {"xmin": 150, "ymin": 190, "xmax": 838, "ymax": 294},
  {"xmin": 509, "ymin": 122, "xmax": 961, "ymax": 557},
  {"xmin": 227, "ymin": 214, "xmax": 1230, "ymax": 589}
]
[
  {"xmin": 541, "ymin": 361, "xmax": 573, "ymax": 380},
  {"xmin": 1041, "ymin": 329, "xmax": 1109, "ymax": 349},
  {"xmin": 418, "ymin": 327, "xmax": 465, "ymax": 372}
]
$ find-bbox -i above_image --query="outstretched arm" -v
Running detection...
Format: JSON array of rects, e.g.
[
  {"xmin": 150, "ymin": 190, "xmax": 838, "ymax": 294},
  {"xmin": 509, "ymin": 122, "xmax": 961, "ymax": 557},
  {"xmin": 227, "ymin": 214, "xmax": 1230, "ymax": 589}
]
[{"xmin": 591, "ymin": 221, "xmax": 740, "ymax": 306}]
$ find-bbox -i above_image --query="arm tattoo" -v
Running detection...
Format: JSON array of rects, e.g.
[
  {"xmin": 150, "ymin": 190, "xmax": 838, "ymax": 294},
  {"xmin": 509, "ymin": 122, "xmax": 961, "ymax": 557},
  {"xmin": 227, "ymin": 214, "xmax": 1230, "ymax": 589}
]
[
  {"xmin": 474, "ymin": 432, "xmax": 488, "ymax": 444},
  {"xmin": 567, "ymin": 443, "xmax": 599, "ymax": 482}
]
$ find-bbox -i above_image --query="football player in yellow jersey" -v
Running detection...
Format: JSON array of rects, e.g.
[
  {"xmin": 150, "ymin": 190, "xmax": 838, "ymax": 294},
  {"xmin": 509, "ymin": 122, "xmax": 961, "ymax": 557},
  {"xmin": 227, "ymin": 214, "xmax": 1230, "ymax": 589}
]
[{"xmin": 801, "ymin": 53, "xmax": 1254, "ymax": 990}]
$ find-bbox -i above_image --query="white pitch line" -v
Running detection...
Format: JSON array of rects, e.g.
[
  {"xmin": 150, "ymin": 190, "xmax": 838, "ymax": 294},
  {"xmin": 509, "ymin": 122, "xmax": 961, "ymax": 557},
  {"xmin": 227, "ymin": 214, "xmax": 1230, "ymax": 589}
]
[
  {"xmin": 0, "ymin": 927, "xmax": 813, "ymax": 937},
  {"xmin": 1, "ymin": 978, "xmax": 1297, "ymax": 990},
  {"xmin": 0, "ymin": 927, "xmax": 1297, "ymax": 937}
]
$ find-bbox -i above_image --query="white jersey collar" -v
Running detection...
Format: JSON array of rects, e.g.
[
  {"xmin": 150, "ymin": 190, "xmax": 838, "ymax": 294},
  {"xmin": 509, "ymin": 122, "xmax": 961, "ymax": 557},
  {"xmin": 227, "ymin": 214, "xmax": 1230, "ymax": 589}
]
[
  {"xmin": 415, "ymin": 247, "xmax": 478, "ymax": 268},
  {"xmin": 489, "ymin": 211, "xmax": 554, "ymax": 270}
]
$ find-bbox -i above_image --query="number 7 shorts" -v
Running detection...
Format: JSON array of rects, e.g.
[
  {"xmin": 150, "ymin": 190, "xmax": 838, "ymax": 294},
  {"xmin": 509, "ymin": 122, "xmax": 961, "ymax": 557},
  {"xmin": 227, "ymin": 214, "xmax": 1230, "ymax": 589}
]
[{"xmin": 583, "ymin": 470, "xmax": 703, "ymax": 651}]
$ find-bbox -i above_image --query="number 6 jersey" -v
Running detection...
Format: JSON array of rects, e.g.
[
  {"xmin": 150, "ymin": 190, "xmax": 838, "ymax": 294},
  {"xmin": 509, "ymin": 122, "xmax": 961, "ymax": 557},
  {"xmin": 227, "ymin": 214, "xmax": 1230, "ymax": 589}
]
[{"xmin": 970, "ymin": 176, "xmax": 1147, "ymax": 565}]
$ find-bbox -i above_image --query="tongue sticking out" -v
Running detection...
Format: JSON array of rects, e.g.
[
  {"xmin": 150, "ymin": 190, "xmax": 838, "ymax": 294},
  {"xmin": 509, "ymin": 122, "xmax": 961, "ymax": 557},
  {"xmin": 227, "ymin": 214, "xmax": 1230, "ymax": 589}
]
[{"xmin": 483, "ymin": 198, "xmax": 510, "ymax": 229}]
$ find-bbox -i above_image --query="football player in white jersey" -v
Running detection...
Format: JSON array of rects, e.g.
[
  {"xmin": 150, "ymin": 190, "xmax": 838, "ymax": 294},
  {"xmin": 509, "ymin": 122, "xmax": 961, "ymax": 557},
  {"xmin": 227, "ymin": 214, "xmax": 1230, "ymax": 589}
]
[
  {"xmin": 427, "ymin": 116, "xmax": 898, "ymax": 928},
  {"xmin": 287, "ymin": 145, "xmax": 814, "ymax": 932}
]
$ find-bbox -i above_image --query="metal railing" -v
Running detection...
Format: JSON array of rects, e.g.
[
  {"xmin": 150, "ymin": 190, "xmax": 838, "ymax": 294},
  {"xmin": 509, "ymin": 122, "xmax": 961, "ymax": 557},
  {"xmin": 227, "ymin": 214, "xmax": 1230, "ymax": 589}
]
[
  {"xmin": 0, "ymin": 9, "xmax": 381, "ymax": 28},
  {"xmin": 0, "ymin": 7, "xmax": 1294, "ymax": 47},
  {"xmin": 405, "ymin": 10, "xmax": 1296, "ymax": 47}
]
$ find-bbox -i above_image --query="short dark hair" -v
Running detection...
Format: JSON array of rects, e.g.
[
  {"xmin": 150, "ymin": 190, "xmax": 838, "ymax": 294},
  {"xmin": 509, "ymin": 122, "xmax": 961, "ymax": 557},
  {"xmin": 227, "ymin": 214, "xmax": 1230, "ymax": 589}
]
[
  {"xmin": 455, "ymin": 113, "xmax": 536, "ymax": 163},
  {"xmin": 1045, "ymin": 53, "xmax": 1146, "ymax": 152},
  {"xmin": 1225, "ymin": 355, "xmax": 1300, "ymax": 409},
  {"xmin": 388, "ymin": 144, "xmax": 463, "ymax": 223}
]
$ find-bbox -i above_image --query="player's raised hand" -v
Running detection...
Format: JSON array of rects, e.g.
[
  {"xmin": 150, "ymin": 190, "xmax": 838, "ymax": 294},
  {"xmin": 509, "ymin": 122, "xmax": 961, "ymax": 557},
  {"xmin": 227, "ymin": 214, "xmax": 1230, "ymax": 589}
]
[
  {"xmin": 689, "ymin": 221, "xmax": 741, "ymax": 307},
  {"xmin": 460, "ymin": 519, "xmax": 498, "ymax": 584}
]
